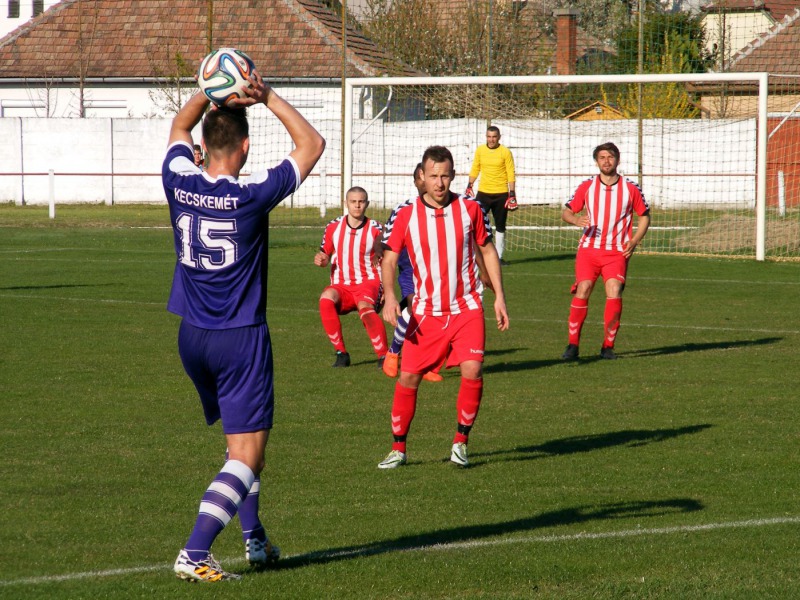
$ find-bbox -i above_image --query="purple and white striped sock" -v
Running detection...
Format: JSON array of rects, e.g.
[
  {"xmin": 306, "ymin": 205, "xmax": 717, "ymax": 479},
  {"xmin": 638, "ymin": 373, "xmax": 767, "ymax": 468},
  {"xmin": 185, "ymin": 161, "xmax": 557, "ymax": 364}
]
[{"xmin": 185, "ymin": 459, "xmax": 254, "ymax": 562}]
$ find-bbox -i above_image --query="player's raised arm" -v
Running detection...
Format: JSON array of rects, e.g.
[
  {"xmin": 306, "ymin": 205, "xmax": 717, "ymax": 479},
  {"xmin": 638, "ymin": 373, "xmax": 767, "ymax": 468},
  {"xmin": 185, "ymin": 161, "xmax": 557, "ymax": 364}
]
[
  {"xmin": 168, "ymin": 92, "xmax": 211, "ymax": 147},
  {"xmin": 237, "ymin": 72, "xmax": 325, "ymax": 182}
]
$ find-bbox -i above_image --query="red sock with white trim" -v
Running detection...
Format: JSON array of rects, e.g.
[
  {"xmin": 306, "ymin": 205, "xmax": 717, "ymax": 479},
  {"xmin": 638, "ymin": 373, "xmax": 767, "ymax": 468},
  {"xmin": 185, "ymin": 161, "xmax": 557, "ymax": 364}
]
[
  {"xmin": 453, "ymin": 377, "xmax": 482, "ymax": 444},
  {"xmin": 603, "ymin": 297, "xmax": 623, "ymax": 349},
  {"xmin": 359, "ymin": 306, "xmax": 388, "ymax": 357},
  {"xmin": 391, "ymin": 383, "xmax": 417, "ymax": 453},
  {"xmin": 319, "ymin": 297, "xmax": 346, "ymax": 353},
  {"xmin": 568, "ymin": 297, "xmax": 589, "ymax": 346}
]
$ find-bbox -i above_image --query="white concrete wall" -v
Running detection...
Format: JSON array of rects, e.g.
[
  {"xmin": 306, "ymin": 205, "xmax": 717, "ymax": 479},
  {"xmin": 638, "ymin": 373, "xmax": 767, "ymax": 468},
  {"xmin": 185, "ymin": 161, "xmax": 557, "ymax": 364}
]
[{"xmin": 0, "ymin": 115, "xmax": 757, "ymax": 209}]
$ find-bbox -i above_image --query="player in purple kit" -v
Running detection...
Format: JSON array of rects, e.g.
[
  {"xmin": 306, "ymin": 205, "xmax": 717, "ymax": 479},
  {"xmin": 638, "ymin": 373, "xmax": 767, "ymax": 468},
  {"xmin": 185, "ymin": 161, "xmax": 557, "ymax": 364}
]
[{"xmin": 163, "ymin": 72, "xmax": 324, "ymax": 582}]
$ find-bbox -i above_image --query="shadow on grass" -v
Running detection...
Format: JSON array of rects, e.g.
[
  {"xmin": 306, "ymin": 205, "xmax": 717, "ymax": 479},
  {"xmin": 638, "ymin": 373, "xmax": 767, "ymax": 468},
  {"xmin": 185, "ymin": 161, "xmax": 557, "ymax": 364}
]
[
  {"xmin": 273, "ymin": 498, "xmax": 703, "ymax": 570},
  {"xmin": 622, "ymin": 337, "xmax": 782, "ymax": 359},
  {"xmin": 483, "ymin": 337, "xmax": 782, "ymax": 372},
  {"xmin": 469, "ymin": 424, "xmax": 712, "ymax": 465}
]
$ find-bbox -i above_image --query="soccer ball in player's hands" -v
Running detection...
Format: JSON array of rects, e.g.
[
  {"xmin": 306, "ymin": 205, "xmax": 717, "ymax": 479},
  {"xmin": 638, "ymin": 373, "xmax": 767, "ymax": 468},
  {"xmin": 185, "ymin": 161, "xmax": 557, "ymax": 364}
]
[{"xmin": 197, "ymin": 48, "xmax": 256, "ymax": 107}]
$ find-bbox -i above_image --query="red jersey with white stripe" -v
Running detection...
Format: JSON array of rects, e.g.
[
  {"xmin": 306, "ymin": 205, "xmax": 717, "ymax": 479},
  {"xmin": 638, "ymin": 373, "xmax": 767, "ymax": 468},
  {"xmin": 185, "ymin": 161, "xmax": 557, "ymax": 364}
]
[
  {"xmin": 319, "ymin": 216, "xmax": 383, "ymax": 286},
  {"xmin": 384, "ymin": 192, "xmax": 490, "ymax": 316},
  {"xmin": 565, "ymin": 175, "xmax": 649, "ymax": 252}
]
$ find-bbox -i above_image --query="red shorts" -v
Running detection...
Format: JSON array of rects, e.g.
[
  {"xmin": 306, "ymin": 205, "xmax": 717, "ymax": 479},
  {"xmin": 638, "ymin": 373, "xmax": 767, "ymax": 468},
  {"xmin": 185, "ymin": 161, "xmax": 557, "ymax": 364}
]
[
  {"xmin": 325, "ymin": 281, "xmax": 381, "ymax": 314},
  {"xmin": 572, "ymin": 248, "xmax": 629, "ymax": 293},
  {"xmin": 401, "ymin": 309, "xmax": 485, "ymax": 374}
]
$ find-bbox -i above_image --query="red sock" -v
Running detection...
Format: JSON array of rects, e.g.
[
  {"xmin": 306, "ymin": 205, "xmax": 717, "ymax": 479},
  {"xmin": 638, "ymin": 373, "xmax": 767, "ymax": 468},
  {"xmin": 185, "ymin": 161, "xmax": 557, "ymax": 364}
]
[
  {"xmin": 391, "ymin": 383, "xmax": 417, "ymax": 453},
  {"xmin": 319, "ymin": 297, "xmax": 345, "ymax": 353},
  {"xmin": 453, "ymin": 377, "xmax": 482, "ymax": 444},
  {"xmin": 359, "ymin": 306, "xmax": 388, "ymax": 357},
  {"xmin": 568, "ymin": 297, "xmax": 589, "ymax": 346},
  {"xmin": 603, "ymin": 297, "xmax": 623, "ymax": 349}
]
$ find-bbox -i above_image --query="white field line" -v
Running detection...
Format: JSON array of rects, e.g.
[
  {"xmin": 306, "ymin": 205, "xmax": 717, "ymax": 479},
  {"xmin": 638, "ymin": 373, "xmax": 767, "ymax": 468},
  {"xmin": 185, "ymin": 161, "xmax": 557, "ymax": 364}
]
[
  {"xmin": 1, "ymin": 293, "xmax": 799, "ymax": 336},
  {"xmin": 2, "ymin": 516, "xmax": 799, "ymax": 587}
]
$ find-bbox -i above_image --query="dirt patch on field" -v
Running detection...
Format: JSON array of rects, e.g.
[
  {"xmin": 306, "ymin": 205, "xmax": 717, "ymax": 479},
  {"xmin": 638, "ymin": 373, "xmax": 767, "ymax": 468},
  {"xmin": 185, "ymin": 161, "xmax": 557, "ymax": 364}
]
[{"xmin": 675, "ymin": 214, "xmax": 800, "ymax": 254}]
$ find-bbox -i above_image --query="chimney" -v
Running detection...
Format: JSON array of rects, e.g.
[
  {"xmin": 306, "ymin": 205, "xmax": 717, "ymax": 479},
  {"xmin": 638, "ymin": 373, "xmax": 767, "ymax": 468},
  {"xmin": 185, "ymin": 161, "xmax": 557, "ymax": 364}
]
[{"xmin": 554, "ymin": 8, "xmax": 579, "ymax": 76}]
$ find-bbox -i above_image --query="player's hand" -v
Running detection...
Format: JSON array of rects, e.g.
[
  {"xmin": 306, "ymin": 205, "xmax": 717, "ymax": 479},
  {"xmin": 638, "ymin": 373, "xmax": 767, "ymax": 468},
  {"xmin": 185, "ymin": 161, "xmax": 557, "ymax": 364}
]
[
  {"xmin": 494, "ymin": 300, "xmax": 509, "ymax": 331},
  {"xmin": 381, "ymin": 297, "xmax": 401, "ymax": 327},
  {"xmin": 623, "ymin": 240, "xmax": 638, "ymax": 258},
  {"xmin": 313, "ymin": 252, "xmax": 329, "ymax": 267},
  {"xmin": 505, "ymin": 191, "xmax": 518, "ymax": 211},
  {"xmin": 575, "ymin": 214, "xmax": 591, "ymax": 228},
  {"xmin": 464, "ymin": 186, "xmax": 474, "ymax": 198},
  {"xmin": 229, "ymin": 71, "xmax": 271, "ymax": 107}
]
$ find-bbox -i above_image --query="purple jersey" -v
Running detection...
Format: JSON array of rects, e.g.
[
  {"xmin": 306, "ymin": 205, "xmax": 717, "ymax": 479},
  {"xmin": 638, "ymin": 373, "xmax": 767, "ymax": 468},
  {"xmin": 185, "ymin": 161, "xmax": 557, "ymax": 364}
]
[{"xmin": 162, "ymin": 141, "xmax": 300, "ymax": 328}]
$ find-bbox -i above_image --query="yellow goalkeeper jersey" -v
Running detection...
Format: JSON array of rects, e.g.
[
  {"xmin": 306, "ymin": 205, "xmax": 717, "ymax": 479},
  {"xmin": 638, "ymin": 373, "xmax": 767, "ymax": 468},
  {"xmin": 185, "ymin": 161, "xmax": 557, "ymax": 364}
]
[{"xmin": 469, "ymin": 144, "xmax": 515, "ymax": 194}]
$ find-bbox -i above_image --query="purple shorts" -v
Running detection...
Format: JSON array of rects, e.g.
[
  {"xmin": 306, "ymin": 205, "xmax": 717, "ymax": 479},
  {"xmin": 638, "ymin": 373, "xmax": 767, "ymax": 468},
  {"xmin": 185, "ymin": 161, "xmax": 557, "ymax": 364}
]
[
  {"xmin": 398, "ymin": 249, "xmax": 414, "ymax": 300},
  {"xmin": 178, "ymin": 321, "xmax": 274, "ymax": 434}
]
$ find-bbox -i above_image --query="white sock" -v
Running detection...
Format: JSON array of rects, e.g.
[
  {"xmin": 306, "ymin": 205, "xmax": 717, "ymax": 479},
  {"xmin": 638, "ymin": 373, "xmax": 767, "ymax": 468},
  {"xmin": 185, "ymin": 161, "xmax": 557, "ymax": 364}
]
[{"xmin": 495, "ymin": 231, "xmax": 505, "ymax": 259}]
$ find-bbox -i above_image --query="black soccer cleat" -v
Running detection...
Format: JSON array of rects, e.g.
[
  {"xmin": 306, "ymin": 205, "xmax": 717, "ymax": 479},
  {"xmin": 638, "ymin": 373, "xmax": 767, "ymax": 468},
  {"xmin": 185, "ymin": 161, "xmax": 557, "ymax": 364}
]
[
  {"xmin": 332, "ymin": 351, "xmax": 351, "ymax": 368},
  {"xmin": 561, "ymin": 344, "xmax": 579, "ymax": 361},
  {"xmin": 599, "ymin": 346, "xmax": 618, "ymax": 360}
]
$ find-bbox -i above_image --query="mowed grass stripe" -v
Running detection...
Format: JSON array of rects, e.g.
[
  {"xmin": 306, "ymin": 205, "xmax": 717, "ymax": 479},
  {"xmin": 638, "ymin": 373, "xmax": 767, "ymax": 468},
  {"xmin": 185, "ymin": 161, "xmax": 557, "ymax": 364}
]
[
  {"xmin": 2, "ymin": 516, "xmax": 798, "ymax": 588},
  {"xmin": 2, "ymin": 292, "xmax": 799, "ymax": 336}
]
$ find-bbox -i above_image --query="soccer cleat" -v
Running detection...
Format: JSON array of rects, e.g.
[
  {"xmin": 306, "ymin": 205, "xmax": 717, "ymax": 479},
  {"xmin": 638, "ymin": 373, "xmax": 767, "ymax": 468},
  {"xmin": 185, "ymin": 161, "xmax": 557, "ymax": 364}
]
[
  {"xmin": 382, "ymin": 352, "xmax": 399, "ymax": 377},
  {"xmin": 422, "ymin": 371, "xmax": 443, "ymax": 382},
  {"xmin": 378, "ymin": 449, "xmax": 407, "ymax": 469},
  {"xmin": 246, "ymin": 536, "xmax": 280, "ymax": 568},
  {"xmin": 332, "ymin": 351, "xmax": 351, "ymax": 368},
  {"xmin": 450, "ymin": 442, "xmax": 469, "ymax": 467},
  {"xmin": 600, "ymin": 346, "xmax": 618, "ymax": 360},
  {"xmin": 174, "ymin": 549, "xmax": 241, "ymax": 582},
  {"xmin": 561, "ymin": 344, "xmax": 579, "ymax": 361}
]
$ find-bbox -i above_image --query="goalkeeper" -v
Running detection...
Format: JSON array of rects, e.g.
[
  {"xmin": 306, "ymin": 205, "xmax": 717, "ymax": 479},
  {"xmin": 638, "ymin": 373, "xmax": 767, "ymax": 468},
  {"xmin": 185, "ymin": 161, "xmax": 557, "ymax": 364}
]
[{"xmin": 466, "ymin": 125, "xmax": 517, "ymax": 264}]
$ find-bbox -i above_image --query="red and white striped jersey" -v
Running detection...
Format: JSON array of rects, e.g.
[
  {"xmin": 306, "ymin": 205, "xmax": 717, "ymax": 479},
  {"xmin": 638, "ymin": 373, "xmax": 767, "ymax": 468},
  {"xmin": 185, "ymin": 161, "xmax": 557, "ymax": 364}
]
[
  {"xmin": 384, "ymin": 192, "xmax": 491, "ymax": 316},
  {"xmin": 319, "ymin": 216, "xmax": 383, "ymax": 286},
  {"xmin": 566, "ymin": 175, "xmax": 649, "ymax": 251}
]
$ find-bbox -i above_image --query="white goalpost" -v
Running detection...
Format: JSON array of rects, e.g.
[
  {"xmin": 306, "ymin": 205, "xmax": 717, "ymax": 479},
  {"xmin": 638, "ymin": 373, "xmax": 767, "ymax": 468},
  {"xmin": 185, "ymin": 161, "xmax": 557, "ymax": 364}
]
[{"xmin": 343, "ymin": 73, "xmax": 781, "ymax": 261}]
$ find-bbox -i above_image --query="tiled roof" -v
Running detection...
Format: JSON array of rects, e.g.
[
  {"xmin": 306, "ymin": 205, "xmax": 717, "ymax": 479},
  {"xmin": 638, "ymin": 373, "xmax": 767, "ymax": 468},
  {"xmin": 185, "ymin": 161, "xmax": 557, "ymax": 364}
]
[
  {"xmin": 729, "ymin": 7, "xmax": 800, "ymax": 73},
  {"xmin": 0, "ymin": 0, "xmax": 418, "ymax": 80},
  {"xmin": 702, "ymin": 0, "xmax": 797, "ymax": 21}
]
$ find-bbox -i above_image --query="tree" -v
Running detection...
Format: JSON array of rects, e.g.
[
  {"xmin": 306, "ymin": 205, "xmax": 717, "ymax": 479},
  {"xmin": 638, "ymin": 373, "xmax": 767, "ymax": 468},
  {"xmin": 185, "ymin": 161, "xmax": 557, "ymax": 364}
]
[
  {"xmin": 603, "ymin": 36, "xmax": 700, "ymax": 118},
  {"xmin": 614, "ymin": 11, "xmax": 713, "ymax": 75},
  {"xmin": 148, "ymin": 50, "xmax": 196, "ymax": 117}
]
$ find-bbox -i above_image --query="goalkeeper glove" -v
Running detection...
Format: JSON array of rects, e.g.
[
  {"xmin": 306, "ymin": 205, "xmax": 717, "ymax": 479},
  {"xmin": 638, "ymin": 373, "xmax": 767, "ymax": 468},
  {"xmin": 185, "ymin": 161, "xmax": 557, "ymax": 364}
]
[
  {"xmin": 505, "ymin": 190, "xmax": 518, "ymax": 211},
  {"xmin": 464, "ymin": 185, "xmax": 474, "ymax": 198}
]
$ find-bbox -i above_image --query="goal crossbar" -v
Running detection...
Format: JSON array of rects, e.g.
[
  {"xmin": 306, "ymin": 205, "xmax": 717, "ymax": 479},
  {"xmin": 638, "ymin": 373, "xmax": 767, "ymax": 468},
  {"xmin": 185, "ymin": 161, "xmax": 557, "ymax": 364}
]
[{"xmin": 344, "ymin": 73, "xmax": 770, "ymax": 260}]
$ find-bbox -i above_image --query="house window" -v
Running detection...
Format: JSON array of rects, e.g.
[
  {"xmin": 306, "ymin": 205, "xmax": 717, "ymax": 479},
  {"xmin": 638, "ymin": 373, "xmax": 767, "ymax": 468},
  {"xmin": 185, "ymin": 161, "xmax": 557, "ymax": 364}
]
[
  {"xmin": 8, "ymin": 0, "xmax": 20, "ymax": 18},
  {"xmin": 33, "ymin": 0, "xmax": 44, "ymax": 16}
]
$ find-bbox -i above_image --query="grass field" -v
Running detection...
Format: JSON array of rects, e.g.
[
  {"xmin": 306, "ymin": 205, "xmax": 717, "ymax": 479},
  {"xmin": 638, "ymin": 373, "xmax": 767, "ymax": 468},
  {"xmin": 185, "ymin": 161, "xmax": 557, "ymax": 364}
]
[{"xmin": 2, "ymin": 204, "xmax": 799, "ymax": 599}]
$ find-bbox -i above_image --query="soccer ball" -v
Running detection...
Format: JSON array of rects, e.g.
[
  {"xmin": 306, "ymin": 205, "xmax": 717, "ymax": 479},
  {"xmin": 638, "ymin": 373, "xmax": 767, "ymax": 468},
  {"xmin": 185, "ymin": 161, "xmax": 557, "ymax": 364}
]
[{"xmin": 197, "ymin": 48, "xmax": 256, "ymax": 107}]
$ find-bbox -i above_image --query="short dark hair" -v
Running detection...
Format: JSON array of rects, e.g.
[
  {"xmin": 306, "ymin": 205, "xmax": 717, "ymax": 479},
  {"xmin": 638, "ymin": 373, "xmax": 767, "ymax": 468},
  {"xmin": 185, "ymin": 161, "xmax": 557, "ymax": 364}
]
[
  {"xmin": 193, "ymin": 144, "xmax": 202, "ymax": 152},
  {"xmin": 202, "ymin": 107, "xmax": 249, "ymax": 154},
  {"xmin": 347, "ymin": 186, "xmax": 368, "ymax": 201},
  {"xmin": 421, "ymin": 146, "xmax": 454, "ymax": 171},
  {"xmin": 593, "ymin": 142, "xmax": 620, "ymax": 161},
  {"xmin": 487, "ymin": 125, "xmax": 500, "ymax": 135},
  {"xmin": 413, "ymin": 162, "xmax": 423, "ymax": 179}
]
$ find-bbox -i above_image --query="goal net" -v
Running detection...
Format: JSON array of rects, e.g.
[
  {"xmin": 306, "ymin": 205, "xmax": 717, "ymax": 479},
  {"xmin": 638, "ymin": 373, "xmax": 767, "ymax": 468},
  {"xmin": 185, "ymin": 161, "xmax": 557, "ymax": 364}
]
[{"xmin": 344, "ymin": 73, "xmax": 799, "ymax": 261}]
